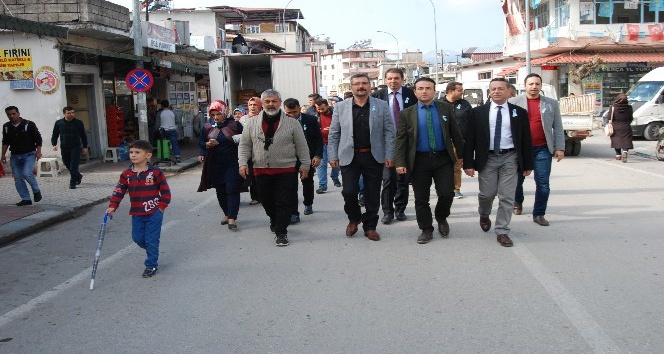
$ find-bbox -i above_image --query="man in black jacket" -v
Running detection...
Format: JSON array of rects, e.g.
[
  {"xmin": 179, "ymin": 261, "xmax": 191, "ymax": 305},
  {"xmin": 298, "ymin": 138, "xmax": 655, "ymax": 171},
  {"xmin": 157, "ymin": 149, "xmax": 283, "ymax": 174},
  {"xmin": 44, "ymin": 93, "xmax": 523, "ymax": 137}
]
[
  {"xmin": 51, "ymin": 106, "xmax": 88, "ymax": 189},
  {"xmin": 441, "ymin": 82, "xmax": 472, "ymax": 199},
  {"xmin": 372, "ymin": 68, "xmax": 417, "ymax": 224},
  {"xmin": 2, "ymin": 106, "xmax": 43, "ymax": 206},
  {"xmin": 283, "ymin": 98, "xmax": 323, "ymax": 222}
]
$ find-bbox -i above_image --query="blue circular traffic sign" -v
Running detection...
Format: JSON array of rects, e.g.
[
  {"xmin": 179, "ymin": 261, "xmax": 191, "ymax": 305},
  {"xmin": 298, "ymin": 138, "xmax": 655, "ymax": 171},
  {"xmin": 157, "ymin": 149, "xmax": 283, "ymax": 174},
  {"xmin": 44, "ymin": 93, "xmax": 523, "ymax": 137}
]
[{"xmin": 125, "ymin": 68, "xmax": 154, "ymax": 93}]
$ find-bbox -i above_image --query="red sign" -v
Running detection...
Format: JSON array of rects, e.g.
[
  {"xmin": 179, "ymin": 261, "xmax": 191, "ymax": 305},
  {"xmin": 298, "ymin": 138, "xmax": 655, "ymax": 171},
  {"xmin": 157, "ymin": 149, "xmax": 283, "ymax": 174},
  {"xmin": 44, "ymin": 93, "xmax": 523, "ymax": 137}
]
[
  {"xmin": 627, "ymin": 24, "xmax": 640, "ymax": 41},
  {"xmin": 648, "ymin": 23, "xmax": 663, "ymax": 41},
  {"xmin": 541, "ymin": 65, "xmax": 559, "ymax": 70},
  {"xmin": 125, "ymin": 68, "xmax": 154, "ymax": 93}
]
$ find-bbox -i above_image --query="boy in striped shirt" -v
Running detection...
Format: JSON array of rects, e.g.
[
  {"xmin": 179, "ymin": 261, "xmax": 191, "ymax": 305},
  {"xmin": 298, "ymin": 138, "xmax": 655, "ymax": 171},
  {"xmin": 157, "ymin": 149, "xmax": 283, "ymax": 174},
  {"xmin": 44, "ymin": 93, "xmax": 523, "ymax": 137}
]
[{"xmin": 107, "ymin": 140, "xmax": 171, "ymax": 278}]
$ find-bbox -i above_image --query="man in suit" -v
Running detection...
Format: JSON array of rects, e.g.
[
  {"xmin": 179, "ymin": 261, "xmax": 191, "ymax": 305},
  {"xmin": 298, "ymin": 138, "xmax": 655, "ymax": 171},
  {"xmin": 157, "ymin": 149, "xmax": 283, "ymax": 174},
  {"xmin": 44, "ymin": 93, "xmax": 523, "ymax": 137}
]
[
  {"xmin": 441, "ymin": 82, "xmax": 473, "ymax": 199},
  {"xmin": 328, "ymin": 73, "xmax": 396, "ymax": 241},
  {"xmin": 509, "ymin": 73, "xmax": 565, "ymax": 226},
  {"xmin": 463, "ymin": 78, "xmax": 534, "ymax": 247},
  {"xmin": 395, "ymin": 77, "xmax": 464, "ymax": 244},
  {"xmin": 283, "ymin": 98, "xmax": 323, "ymax": 222},
  {"xmin": 372, "ymin": 68, "xmax": 417, "ymax": 224}
]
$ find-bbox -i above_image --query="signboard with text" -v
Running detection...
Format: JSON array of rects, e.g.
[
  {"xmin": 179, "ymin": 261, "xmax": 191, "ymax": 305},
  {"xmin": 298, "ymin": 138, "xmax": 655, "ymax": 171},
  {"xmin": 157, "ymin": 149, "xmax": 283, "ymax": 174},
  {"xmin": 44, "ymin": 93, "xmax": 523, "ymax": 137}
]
[
  {"xmin": 142, "ymin": 22, "xmax": 176, "ymax": 53},
  {"xmin": 0, "ymin": 48, "xmax": 34, "ymax": 81}
]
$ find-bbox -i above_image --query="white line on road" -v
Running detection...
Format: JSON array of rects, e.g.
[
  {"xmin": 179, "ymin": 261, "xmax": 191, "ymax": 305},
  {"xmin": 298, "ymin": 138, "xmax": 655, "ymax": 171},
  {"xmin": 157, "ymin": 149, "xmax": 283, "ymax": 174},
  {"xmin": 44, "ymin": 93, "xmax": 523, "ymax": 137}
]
[
  {"xmin": 188, "ymin": 195, "xmax": 218, "ymax": 213},
  {"xmin": 592, "ymin": 158, "xmax": 664, "ymax": 179},
  {"xmin": 0, "ymin": 219, "xmax": 182, "ymax": 329},
  {"xmin": 511, "ymin": 238, "xmax": 623, "ymax": 354}
]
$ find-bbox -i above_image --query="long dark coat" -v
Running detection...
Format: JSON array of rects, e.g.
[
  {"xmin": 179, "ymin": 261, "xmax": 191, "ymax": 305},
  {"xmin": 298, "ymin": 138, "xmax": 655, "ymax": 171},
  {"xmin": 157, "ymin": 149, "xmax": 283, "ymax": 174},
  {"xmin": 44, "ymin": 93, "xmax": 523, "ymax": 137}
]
[{"xmin": 609, "ymin": 103, "xmax": 633, "ymax": 149}]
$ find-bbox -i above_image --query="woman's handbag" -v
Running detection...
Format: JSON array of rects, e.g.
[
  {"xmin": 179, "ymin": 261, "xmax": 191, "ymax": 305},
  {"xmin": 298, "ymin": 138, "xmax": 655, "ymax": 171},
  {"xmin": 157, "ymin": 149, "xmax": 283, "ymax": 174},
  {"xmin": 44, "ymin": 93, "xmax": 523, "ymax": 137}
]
[{"xmin": 604, "ymin": 106, "xmax": 614, "ymax": 137}]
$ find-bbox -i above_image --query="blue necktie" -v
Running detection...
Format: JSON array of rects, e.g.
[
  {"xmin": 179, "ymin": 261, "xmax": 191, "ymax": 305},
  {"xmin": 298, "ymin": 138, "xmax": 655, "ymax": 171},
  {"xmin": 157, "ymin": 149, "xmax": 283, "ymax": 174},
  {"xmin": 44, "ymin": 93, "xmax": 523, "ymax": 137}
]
[{"xmin": 494, "ymin": 106, "xmax": 502, "ymax": 153}]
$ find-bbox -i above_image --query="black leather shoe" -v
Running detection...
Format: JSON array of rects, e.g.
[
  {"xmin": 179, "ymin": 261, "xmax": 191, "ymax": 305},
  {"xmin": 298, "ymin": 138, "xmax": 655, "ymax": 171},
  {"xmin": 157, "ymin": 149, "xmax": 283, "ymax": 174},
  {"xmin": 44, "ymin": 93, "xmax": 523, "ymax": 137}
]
[
  {"xmin": 33, "ymin": 192, "xmax": 42, "ymax": 202},
  {"xmin": 438, "ymin": 219, "xmax": 450, "ymax": 237},
  {"xmin": 381, "ymin": 214, "xmax": 394, "ymax": 224},
  {"xmin": 69, "ymin": 185, "xmax": 76, "ymax": 189},
  {"xmin": 533, "ymin": 215, "xmax": 550, "ymax": 226},
  {"xmin": 395, "ymin": 212, "xmax": 407, "ymax": 221},
  {"xmin": 417, "ymin": 229, "xmax": 433, "ymax": 244},
  {"xmin": 76, "ymin": 173, "xmax": 83, "ymax": 185},
  {"xmin": 16, "ymin": 200, "xmax": 32, "ymax": 206},
  {"xmin": 480, "ymin": 216, "xmax": 491, "ymax": 232}
]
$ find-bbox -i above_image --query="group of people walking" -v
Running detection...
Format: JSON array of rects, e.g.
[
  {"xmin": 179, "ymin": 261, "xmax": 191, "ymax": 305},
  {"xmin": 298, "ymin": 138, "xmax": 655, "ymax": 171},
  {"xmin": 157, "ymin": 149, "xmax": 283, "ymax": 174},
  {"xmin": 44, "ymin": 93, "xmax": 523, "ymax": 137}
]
[{"xmin": 191, "ymin": 69, "xmax": 571, "ymax": 249}]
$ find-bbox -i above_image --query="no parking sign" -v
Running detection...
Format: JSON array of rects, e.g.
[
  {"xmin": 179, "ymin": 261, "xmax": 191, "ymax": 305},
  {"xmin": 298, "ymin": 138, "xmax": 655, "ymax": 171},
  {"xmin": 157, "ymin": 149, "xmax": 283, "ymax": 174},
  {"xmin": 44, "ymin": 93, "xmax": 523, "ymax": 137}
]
[{"xmin": 125, "ymin": 68, "xmax": 154, "ymax": 93}]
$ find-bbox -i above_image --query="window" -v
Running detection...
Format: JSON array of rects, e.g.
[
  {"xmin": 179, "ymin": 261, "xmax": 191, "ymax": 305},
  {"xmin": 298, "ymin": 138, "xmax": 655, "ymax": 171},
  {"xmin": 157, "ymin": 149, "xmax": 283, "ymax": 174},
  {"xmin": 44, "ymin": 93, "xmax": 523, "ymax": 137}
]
[
  {"xmin": 245, "ymin": 25, "xmax": 260, "ymax": 34},
  {"xmin": 554, "ymin": 0, "xmax": 569, "ymax": 27},
  {"xmin": 583, "ymin": 1, "xmax": 663, "ymax": 24},
  {"xmin": 275, "ymin": 23, "xmax": 288, "ymax": 33},
  {"xmin": 533, "ymin": 2, "xmax": 550, "ymax": 29},
  {"xmin": 478, "ymin": 71, "xmax": 492, "ymax": 80}
]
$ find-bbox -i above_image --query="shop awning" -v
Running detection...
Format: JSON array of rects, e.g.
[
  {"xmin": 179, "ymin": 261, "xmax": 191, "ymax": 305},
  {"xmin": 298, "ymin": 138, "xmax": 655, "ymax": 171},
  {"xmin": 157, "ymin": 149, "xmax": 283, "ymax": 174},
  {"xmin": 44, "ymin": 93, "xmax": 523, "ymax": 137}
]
[
  {"xmin": 59, "ymin": 44, "xmax": 150, "ymax": 62},
  {"xmin": 0, "ymin": 14, "xmax": 68, "ymax": 38},
  {"xmin": 532, "ymin": 52, "xmax": 664, "ymax": 64}
]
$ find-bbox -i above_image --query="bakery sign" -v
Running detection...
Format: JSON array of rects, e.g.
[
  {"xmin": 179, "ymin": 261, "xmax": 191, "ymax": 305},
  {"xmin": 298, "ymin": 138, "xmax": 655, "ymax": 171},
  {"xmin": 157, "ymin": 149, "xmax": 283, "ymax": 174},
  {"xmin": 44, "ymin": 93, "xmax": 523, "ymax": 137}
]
[
  {"xmin": 142, "ymin": 22, "xmax": 176, "ymax": 53},
  {"xmin": 0, "ymin": 48, "xmax": 34, "ymax": 81}
]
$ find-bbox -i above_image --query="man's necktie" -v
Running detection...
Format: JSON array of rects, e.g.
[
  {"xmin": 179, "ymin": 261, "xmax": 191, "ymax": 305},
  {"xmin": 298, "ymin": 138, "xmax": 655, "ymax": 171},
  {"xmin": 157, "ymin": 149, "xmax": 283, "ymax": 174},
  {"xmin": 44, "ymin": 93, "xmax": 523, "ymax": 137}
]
[
  {"xmin": 425, "ymin": 105, "xmax": 436, "ymax": 151},
  {"xmin": 494, "ymin": 106, "xmax": 502, "ymax": 153},
  {"xmin": 392, "ymin": 92, "xmax": 400, "ymax": 123}
]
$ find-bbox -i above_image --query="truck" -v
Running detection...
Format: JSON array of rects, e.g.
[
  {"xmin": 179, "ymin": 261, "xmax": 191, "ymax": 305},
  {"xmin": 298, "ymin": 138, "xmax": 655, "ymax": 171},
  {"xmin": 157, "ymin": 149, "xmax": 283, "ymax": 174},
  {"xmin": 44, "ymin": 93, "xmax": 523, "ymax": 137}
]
[
  {"xmin": 559, "ymin": 93, "xmax": 595, "ymax": 156},
  {"xmin": 626, "ymin": 67, "xmax": 664, "ymax": 140},
  {"xmin": 208, "ymin": 52, "xmax": 318, "ymax": 111}
]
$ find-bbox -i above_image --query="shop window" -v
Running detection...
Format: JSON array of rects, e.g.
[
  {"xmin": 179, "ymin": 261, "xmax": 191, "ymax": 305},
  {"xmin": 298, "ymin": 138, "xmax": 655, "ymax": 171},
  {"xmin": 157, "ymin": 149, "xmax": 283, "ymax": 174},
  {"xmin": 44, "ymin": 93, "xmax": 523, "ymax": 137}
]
[{"xmin": 478, "ymin": 71, "xmax": 492, "ymax": 80}]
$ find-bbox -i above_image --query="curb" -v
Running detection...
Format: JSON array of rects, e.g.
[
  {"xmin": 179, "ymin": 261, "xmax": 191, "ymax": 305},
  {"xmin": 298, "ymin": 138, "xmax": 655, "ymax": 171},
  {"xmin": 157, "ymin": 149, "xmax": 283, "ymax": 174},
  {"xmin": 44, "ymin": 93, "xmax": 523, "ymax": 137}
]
[{"xmin": 0, "ymin": 159, "xmax": 200, "ymax": 247}]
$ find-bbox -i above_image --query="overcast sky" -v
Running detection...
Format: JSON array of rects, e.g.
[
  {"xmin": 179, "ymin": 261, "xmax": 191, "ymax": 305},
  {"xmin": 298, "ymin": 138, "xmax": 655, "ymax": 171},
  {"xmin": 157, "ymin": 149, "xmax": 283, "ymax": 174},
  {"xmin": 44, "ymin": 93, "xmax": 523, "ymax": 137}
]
[{"xmin": 107, "ymin": 0, "xmax": 506, "ymax": 59}]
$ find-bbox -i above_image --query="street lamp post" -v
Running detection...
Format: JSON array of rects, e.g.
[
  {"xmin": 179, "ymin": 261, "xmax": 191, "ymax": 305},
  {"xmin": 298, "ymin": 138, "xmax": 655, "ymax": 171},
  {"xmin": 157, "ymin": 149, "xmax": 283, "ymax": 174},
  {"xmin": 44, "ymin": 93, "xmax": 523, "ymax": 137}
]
[
  {"xmin": 377, "ymin": 30, "xmax": 400, "ymax": 67},
  {"xmin": 282, "ymin": 0, "xmax": 294, "ymax": 50},
  {"xmin": 428, "ymin": 0, "xmax": 439, "ymax": 83},
  {"xmin": 525, "ymin": 0, "xmax": 531, "ymax": 74}
]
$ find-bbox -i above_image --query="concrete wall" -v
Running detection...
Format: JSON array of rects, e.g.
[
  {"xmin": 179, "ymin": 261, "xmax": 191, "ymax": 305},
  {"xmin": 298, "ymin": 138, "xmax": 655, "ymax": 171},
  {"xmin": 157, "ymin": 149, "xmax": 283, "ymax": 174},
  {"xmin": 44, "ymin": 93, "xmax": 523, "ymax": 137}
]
[{"xmin": 1, "ymin": 0, "xmax": 130, "ymax": 31}]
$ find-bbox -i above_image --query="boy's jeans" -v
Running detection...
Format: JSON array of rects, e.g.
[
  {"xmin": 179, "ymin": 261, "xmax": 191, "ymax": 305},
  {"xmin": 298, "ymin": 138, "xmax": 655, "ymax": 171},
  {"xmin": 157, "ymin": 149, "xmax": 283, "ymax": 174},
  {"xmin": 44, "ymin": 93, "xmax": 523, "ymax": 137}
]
[{"xmin": 132, "ymin": 210, "xmax": 164, "ymax": 268}]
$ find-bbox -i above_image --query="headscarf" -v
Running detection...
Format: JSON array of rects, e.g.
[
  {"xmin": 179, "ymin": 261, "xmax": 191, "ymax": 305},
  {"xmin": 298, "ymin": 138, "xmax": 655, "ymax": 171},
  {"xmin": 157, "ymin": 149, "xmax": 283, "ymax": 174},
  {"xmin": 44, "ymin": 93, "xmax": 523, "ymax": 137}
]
[
  {"xmin": 207, "ymin": 100, "xmax": 240, "ymax": 139},
  {"xmin": 209, "ymin": 100, "xmax": 228, "ymax": 117}
]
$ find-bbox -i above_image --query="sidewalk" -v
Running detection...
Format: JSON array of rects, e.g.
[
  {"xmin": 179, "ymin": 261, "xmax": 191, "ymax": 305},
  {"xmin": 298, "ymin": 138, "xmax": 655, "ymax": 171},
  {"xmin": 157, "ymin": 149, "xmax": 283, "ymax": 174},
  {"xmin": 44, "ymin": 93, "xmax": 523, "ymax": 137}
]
[{"xmin": 0, "ymin": 142, "xmax": 202, "ymax": 247}]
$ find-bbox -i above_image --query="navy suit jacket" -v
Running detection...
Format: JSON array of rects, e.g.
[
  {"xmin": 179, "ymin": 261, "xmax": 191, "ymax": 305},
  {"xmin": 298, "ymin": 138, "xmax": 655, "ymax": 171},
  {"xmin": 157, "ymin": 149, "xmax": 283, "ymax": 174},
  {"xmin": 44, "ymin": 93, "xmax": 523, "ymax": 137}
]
[
  {"xmin": 462, "ymin": 102, "xmax": 534, "ymax": 173},
  {"xmin": 372, "ymin": 86, "xmax": 417, "ymax": 110}
]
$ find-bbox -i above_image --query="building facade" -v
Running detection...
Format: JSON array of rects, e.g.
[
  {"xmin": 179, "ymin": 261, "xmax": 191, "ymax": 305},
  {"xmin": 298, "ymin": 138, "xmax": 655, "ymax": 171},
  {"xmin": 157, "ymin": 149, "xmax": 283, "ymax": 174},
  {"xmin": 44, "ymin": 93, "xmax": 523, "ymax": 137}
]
[{"xmin": 320, "ymin": 49, "xmax": 386, "ymax": 96}]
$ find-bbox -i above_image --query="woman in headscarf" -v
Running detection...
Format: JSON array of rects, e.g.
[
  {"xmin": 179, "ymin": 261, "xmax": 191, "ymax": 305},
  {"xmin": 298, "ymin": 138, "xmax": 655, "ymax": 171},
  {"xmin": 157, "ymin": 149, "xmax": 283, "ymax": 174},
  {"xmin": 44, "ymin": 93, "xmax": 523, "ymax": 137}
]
[
  {"xmin": 233, "ymin": 107, "xmax": 246, "ymax": 121},
  {"xmin": 197, "ymin": 100, "xmax": 243, "ymax": 230},
  {"xmin": 608, "ymin": 93, "xmax": 634, "ymax": 162}
]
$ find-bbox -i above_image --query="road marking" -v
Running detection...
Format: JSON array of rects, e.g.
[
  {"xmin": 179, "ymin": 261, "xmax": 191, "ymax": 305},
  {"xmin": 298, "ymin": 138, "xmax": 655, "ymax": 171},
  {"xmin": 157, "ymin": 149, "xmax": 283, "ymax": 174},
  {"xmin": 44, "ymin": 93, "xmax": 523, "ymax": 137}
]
[
  {"xmin": 188, "ymin": 195, "xmax": 217, "ymax": 213},
  {"xmin": 0, "ymin": 219, "xmax": 182, "ymax": 329},
  {"xmin": 592, "ymin": 158, "xmax": 664, "ymax": 179},
  {"xmin": 511, "ymin": 238, "xmax": 623, "ymax": 354}
]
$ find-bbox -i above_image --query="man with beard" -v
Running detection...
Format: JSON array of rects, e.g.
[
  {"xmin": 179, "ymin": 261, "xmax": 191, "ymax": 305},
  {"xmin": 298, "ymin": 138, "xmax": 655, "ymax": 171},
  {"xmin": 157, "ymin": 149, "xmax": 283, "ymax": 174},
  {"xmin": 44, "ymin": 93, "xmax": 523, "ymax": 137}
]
[
  {"xmin": 328, "ymin": 73, "xmax": 395, "ymax": 241},
  {"xmin": 238, "ymin": 90, "xmax": 311, "ymax": 247},
  {"xmin": 372, "ymin": 68, "xmax": 417, "ymax": 224}
]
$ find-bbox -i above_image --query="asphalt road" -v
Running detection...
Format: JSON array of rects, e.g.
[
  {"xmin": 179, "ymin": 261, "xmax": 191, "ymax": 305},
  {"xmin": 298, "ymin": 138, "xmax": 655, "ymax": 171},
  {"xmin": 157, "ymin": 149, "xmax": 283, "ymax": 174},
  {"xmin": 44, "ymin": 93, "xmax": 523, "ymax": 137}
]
[{"xmin": 1, "ymin": 134, "xmax": 663, "ymax": 354}]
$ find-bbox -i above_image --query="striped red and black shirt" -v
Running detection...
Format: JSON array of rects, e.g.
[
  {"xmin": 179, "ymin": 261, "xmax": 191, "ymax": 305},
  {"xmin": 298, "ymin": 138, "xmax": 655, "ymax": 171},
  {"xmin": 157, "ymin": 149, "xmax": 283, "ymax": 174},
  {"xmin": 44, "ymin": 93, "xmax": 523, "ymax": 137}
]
[{"xmin": 108, "ymin": 164, "xmax": 171, "ymax": 216}]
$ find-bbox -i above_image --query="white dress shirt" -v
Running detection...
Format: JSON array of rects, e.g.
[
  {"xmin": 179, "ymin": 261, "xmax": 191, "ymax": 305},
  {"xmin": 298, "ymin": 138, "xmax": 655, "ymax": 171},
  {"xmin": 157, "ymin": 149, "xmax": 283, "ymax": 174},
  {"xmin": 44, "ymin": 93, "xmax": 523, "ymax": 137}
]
[{"xmin": 489, "ymin": 101, "xmax": 514, "ymax": 151}]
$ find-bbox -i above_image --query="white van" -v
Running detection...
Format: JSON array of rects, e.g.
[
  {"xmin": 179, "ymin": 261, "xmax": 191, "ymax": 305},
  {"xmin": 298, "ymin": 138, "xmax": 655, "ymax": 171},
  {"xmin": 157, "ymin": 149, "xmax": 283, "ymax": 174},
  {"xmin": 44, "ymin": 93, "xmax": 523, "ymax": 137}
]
[{"xmin": 626, "ymin": 67, "xmax": 664, "ymax": 140}]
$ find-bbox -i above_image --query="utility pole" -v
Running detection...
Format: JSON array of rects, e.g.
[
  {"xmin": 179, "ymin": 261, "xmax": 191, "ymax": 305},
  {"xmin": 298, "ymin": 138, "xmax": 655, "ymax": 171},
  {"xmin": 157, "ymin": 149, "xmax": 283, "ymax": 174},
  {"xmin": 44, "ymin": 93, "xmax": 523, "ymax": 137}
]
[{"xmin": 133, "ymin": 0, "xmax": 148, "ymax": 141}]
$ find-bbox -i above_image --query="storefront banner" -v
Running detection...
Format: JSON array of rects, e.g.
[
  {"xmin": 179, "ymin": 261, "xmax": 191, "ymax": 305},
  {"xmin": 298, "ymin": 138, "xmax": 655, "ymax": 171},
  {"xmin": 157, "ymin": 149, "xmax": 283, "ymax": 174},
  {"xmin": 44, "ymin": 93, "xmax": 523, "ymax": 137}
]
[
  {"xmin": 648, "ymin": 24, "xmax": 664, "ymax": 41},
  {"xmin": 142, "ymin": 22, "xmax": 176, "ymax": 53},
  {"xmin": 0, "ymin": 48, "xmax": 34, "ymax": 81},
  {"xmin": 627, "ymin": 24, "xmax": 640, "ymax": 40},
  {"xmin": 34, "ymin": 66, "xmax": 60, "ymax": 94},
  {"xmin": 582, "ymin": 73, "xmax": 603, "ymax": 110}
]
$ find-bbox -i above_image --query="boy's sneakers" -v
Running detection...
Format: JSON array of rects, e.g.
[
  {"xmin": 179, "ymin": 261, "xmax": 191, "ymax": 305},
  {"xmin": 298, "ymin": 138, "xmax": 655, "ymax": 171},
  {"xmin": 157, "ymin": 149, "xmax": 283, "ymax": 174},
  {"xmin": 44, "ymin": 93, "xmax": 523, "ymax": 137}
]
[
  {"xmin": 303, "ymin": 205, "xmax": 313, "ymax": 215},
  {"xmin": 316, "ymin": 186, "xmax": 327, "ymax": 194},
  {"xmin": 332, "ymin": 178, "xmax": 342, "ymax": 187},
  {"xmin": 454, "ymin": 190, "xmax": 464, "ymax": 199},
  {"xmin": 275, "ymin": 234, "xmax": 289, "ymax": 247},
  {"xmin": 142, "ymin": 267, "xmax": 158, "ymax": 278}
]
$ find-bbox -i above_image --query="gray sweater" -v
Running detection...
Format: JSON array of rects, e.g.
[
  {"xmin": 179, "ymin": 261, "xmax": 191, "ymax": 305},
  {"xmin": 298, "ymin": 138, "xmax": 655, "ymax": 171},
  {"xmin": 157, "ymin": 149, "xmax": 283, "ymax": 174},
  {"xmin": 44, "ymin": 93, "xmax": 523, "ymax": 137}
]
[{"xmin": 238, "ymin": 110, "xmax": 311, "ymax": 170}]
